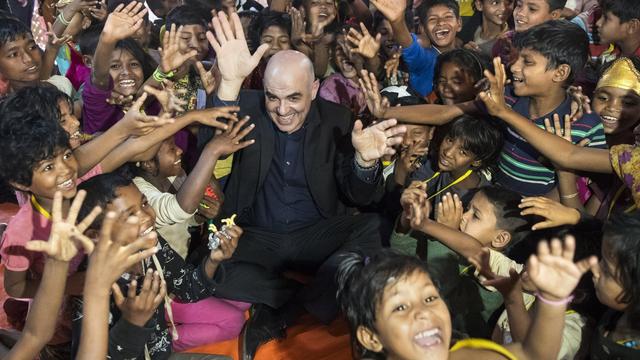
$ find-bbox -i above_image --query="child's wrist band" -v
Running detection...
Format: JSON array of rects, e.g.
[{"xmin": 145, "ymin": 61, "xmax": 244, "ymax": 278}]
[
  {"xmin": 153, "ymin": 67, "xmax": 175, "ymax": 82},
  {"xmin": 58, "ymin": 12, "xmax": 71, "ymax": 26},
  {"xmin": 560, "ymin": 192, "xmax": 579, "ymax": 199},
  {"xmin": 535, "ymin": 292, "xmax": 574, "ymax": 306}
]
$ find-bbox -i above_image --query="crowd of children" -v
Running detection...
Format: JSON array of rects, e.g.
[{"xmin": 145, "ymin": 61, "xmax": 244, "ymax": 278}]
[{"xmin": 0, "ymin": 0, "xmax": 639, "ymax": 359}]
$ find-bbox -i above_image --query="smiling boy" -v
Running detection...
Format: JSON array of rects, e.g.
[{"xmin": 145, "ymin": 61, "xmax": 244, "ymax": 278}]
[
  {"xmin": 0, "ymin": 17, "xmax": 42, "ymax": 93},
  {"xmin": 371, "ymin": 0, "xmax": 462, "ymax": 96}
]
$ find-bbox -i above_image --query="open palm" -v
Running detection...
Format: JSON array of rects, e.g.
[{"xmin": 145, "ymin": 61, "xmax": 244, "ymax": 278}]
[
  {"xmin": 352, "ymin": 119, "xmax": 405, "ymax": 162},
  {"xmin": 207, "ymin": 11, "xmax": 269, "ymax": 83},
  {"xmin": 103, "ymin": 2, "xmax": 147, "ymax": 42},
  {"xmin": 370, "ymin": 0, "xmax": 406, "ymax": 22}
]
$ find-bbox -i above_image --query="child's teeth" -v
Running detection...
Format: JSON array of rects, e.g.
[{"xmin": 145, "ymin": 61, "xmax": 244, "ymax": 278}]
[{"xmin": 58, "ymin": 179, "xmax": 73, "ymax": 188}]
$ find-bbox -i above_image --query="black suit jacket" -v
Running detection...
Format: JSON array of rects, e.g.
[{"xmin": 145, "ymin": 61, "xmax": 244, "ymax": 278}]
[{"xmin": 200, "ymin": 90, "xmax": 384, "ymax": 225}]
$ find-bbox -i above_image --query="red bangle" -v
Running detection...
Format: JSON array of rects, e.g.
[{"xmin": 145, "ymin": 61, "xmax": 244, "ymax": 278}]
[{"xmin": 535, "ymin": 292, "xmax": 574, "ymax": 306}]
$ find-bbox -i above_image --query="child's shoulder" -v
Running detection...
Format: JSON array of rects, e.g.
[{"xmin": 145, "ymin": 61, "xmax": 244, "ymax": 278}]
[{"xmin": 0, "ymin": 202, "xmax": 49, "ymax": 271}]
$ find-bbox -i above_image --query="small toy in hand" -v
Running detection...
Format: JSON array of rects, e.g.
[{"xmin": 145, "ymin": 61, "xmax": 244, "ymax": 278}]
[
  {"xmin": 200, "ymin": 184, "xmax": 220, "ymax": 209},
  {"xmin": 207, "ymin": 214, "xmax": 236, "ymax": 250}
]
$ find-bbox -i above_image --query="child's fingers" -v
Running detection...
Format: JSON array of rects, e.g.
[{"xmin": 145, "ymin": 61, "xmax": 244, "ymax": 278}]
[
  {"xmin": 112, "ymin": 283, "xmax": 126, "ymax": 306},
  {"xmin": 24, "ymin": 240, "xmax": 52, "ymax": 254},
  {"xmin": 560, "ymin": 235, "xmax": 576, "ymax": 260},
  {"xmin": 549, "ymin": 238, "xmax": 563, "ymax": 257},
  {"xmin": 154, "ymin": 280, "xmax": 167, "ymax": 305},
  {"xmin": 72, "ymin": 233, "xmax": 96, "ymax": 254},
  {"xmin": 50, "ymin": 191, "xmax": 64, "ymax": 224},
  {"xmin": 98, "ymin": 212, "xmax": 117, "ymax": 247},
  {"xmin": 76, "ymin": 206, "xmax": 102, "ymax": 234},
  {"xmin": 141, "ymin": 268, "xmax": 154, "ymax": 293},
  {"xmin": 575, "ymin": 256, "xmax": 598, "ymax": 275},
  {"xmin": 126, "ymin": 278, "xmax": 138, "ymax": 300},
  {"xmin": 531, "ymin": 220, "xmax": 554, "ymax": 231}
]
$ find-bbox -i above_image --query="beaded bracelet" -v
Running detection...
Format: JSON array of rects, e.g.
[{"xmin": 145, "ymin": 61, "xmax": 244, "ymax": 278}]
[
  {"xmin": 535, "ymin": 292, "xmax": 574, "ymax": 306},
  {"xmin": 560, "ymin": 192, "xmax": 579, "ymax": 199},
  {"xmin": 152, "ymin": 67, "xmax": 175, "ymax": 82}
]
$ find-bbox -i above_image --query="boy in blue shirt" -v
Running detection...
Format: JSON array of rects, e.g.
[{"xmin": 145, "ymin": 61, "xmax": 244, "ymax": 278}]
[{"xmin": 371, "ymin": 0, "xmax": 462, "ymax": 96}]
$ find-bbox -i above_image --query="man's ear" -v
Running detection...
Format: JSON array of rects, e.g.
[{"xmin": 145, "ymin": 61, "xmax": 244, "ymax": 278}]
[
  {"xmin": 491, "ymin": 230, "xmax": 512, "ymax": 249},
  {"xmin": 356, "ymin": 325, "xmax": 384, "ymax": 353},
  {"xmin": 627, "ymin": 18, "xmax": 640, "ymax": 35},
  {"xmin": 9, "ymin": 181, "xmax": 30, "ymax": 193},
  {"xmin": 311, "ymin": 78, "xmax": 320, "ymax": 100},
  {"xmin": 553, "ymin": 64, "xmax": 571, "ymax": 83}
]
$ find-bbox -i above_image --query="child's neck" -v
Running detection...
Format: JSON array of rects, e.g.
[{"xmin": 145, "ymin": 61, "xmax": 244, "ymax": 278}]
[
  {"xmin": 618, "ymin": 35, "xmax": 640, "ymax": 57},
  {"xmin": 606, "ymin": 131, "xmax": 635, "ymax": 147},
  {"xmin": 33, "ymin": 194, "xmax": 70, "ymax": 217},
  {"xmin": 528, "ymin": 89, "xmax": 566, "ymax": 119},
  {"xmin": 143, "ymin": 171, "xmax": 173, "ymax": 193},
  {"xmin": 450, "ymin": 167, "xmax": 480, "ymax": 189},
  {"xmin": 480, "ymin": 19, "xmax": 504, "ymax": 40}
]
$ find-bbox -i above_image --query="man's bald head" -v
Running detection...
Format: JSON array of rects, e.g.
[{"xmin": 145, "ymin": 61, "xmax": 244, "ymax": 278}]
[
  {"xmin": 264, "ymin": 50, "xmax": 315, "ymax": 85},
  {"xmin": 262, "ymin": 50, "xmax": 320, "ymax": 134}
]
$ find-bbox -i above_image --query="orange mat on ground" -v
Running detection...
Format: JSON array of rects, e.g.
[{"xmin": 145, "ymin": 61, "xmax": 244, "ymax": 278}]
[{"xmin": 186, "ymin": 315, "xmax": 353, "ymax": 360}]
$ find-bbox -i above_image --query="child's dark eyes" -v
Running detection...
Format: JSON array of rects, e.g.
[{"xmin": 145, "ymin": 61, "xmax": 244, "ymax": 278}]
[
  {"xmin": 393, "ymin": 304, "xmax": 407, "ymax": 312},
  {"xmin": 110, "ymin": 63, "xmax": 121, "ymax": 70},
  {"xmin": 63, "ymin": 151, "xmax": 73, "ymax": 160},
  {"xmin": 425, "ymin": 295, "xmax": 439, "ymax": 303},
  {"xmin": 43, "ymin": 164, "xmax": 53, "ymax": 172}
]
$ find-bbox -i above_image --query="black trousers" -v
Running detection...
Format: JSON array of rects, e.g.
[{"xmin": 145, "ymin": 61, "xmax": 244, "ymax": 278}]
[{"xmin": 215, "ymin": 213, "xmax": 383, "ymax": 324}]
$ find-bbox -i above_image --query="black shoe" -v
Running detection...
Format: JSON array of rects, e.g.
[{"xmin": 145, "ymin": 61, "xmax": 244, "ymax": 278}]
[{"xmin": 240, "ymin": 304, "xmax": 287, "ymax": 360}]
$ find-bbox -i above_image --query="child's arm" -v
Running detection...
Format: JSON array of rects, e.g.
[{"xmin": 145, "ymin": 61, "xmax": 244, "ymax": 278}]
[
  {"xmin": 175, "ymin": 117, "xmax": 254, "ymax": 214},
  {"xmin": 91, "ymin": 2, "xmax": 148, "ymax": 90},
  {"xmin": 480, "ymin": 57, "xmax": 612, "ymax": 173},
  {"xmin": 95, "ymin": 105, "xmax": 238, "ymax": 173},
  {"xmin": 5, "ymin": 191, "xmax": 99, "ymax": 360},
  {"xmin": 73, "ymin": 92, "xmax": 177, "ymax": 176},
  {"xmin": 346, "ymin": 23, "xmax": 383, "ymax": 76},
  {"xmin": 77, "ymin": 213, "xmax": 159, "ymax": 360},
  {"xmin": 39, "ymin": 26, "xmax": 72, "ymax": 80},
  {"xmin": 370, "ymin": 0, "xmax": 413, "ymax": 48},
  {"xmin": 359, "ymin": 70, "xmax": 473, "ymax": 124},
  {"xmin": 469, "ymin": 249, "xmax": 532, "ymax": 343},
  {"xmin": 504, "ymin": 236, "xmax": 597, "ymax": 360},
  {"xmin": 409, "ymin": 193, "xmax": 484, "ymax": 260}
]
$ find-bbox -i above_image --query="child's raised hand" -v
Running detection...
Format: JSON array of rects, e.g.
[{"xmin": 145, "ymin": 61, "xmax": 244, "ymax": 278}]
[
  {"xmin": 160, "ymin": 24, "xmax": 198, "ymax": 74},
  {"xmin": 359, "ymin": 70, "xmax": 388, "ymax": 119},
  {"xmin": 370, "ymin": 0, "xmax": 407, "ymax": 23},
  {"xmin": 519, "ymin": 196, "xmax": 581, "ymax": 230},
  {"xmin": 187, "ymin": 106, "xmax": 240, "ymax": 130},
  {"xmin": 207, "ymin": 116, "xmax": 256, "ymax": 156},
  {"xmin": 525, "ymin": 236, "xmax": 597, "ymax": 301},
  {"xmin": 468, "ymin": 248, "xmax": 523, "ymax": 298},
  {"xmin": 102, "ymin": 2, "xmax": 148, "ymax": 43},
  {"xmin": 25, "ymin": 191, "xmax": 101, "ymax": 262},
  {"xmin": 346, "ymin": 23, "xmax": 381, "ymax": 60},
  {"xmin": 209, "ymin": 224, "xmax": 242, "ymax": 263},
  {"xmin": 112, "ymin": 269, "xmax": 166, "ymax": 327},
  {"xmin": 144, "ymin": 83, "xmax": 187, "ymax": 115},
  {"xmin": 45, "ymin": 22, "xmax": 72, "ymax": 49},
  {"xmin": 195, "ymin": 61, "xmax": 219, "ymax": 95},
  {"xmin": 86, "ymin": 213, "xmax": 159, "ymax": 289},
  {"xmin": 477, "ymin": 57, "xmax": 509, "ymax": 118},
  {"xmin": 397, "ymin": 142, "xmax": 428, "ymax": 173},
  {"xmin": 567, "ymin": 85, "xmax": 592, "ymax": 122},
  {"xmin": 400, "ymin": 181, "xmax": 427, "ymax": 227},
  {"xmin": 436, "ymin": 192, "xmax": 463, "ymax": 230},
  {"xmin": 120, "ymin": 92, "xmax": 176, "ymax": 136},
  {"xmin": 384, "ymin": 50, "xmax": 401, "ymax": 82}
]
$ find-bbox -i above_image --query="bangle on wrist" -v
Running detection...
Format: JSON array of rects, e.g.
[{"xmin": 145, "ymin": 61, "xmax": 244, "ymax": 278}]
[
  {"xmin": 560, "ymin": 192, "xmax": 579, "ymax": 199},
  {"xmin": 535, "ymin": 291, "xmax": 574, "ymax": 306},
  {"xmin": 153, "ymin": 67, "xmax": 175, "ymax": 82},
  {"xmin": 355, "ymin": 152, "xmax": 377, "ymax": 169},
  {"xmin": 58, "ymin": 12, "xmax": 71, "ymax": 26}
]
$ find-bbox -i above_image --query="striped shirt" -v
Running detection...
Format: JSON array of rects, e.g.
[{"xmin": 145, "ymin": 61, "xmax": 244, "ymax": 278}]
[{"xmin": 494, "ymin": 87, "xmax": 607, "ymax": 196}]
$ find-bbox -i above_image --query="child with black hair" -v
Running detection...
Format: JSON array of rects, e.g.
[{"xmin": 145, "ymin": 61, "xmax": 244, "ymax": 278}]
[
  {"xmin": 490, "ymin": 0, "xmax": 565, "ymax": 65},
  {"xmin": 589, "ymin": 212, "xmax": 640, "ymax": 357},
  {"xmin": 398, "ymin": 184, "xmax": 534, "ymax": 337},
  {"xmin": 73, "ymin": 172, "xmax": 242, "ymax": 359},
  {"xmin": 242, "ymin": 10, "xmax": 292, "ymax": 90},
  {"xmin": 82, "ymin": 2, "xmax": 158, "ymax": 134},
  {"xmin": 430, "ymin": 48, "xmax": 491, "ymax": 104},
  {"xmin": 370, "ymin": 0, "xmax": 463, "ymax": 96},
  {"xmin": 364, "ymin": 20, "xmax": 607, "ymax": 197},
  {"xmin": 336, "ymin": 237, "xmax": 596, "ymax": 360},
  {"xmin": 461, "ymin": 0, "xmax": 511, "ymax": 57},
  {"xmin": 595, "ymin": 0, "xmax": 640, "ymax": 62}
]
